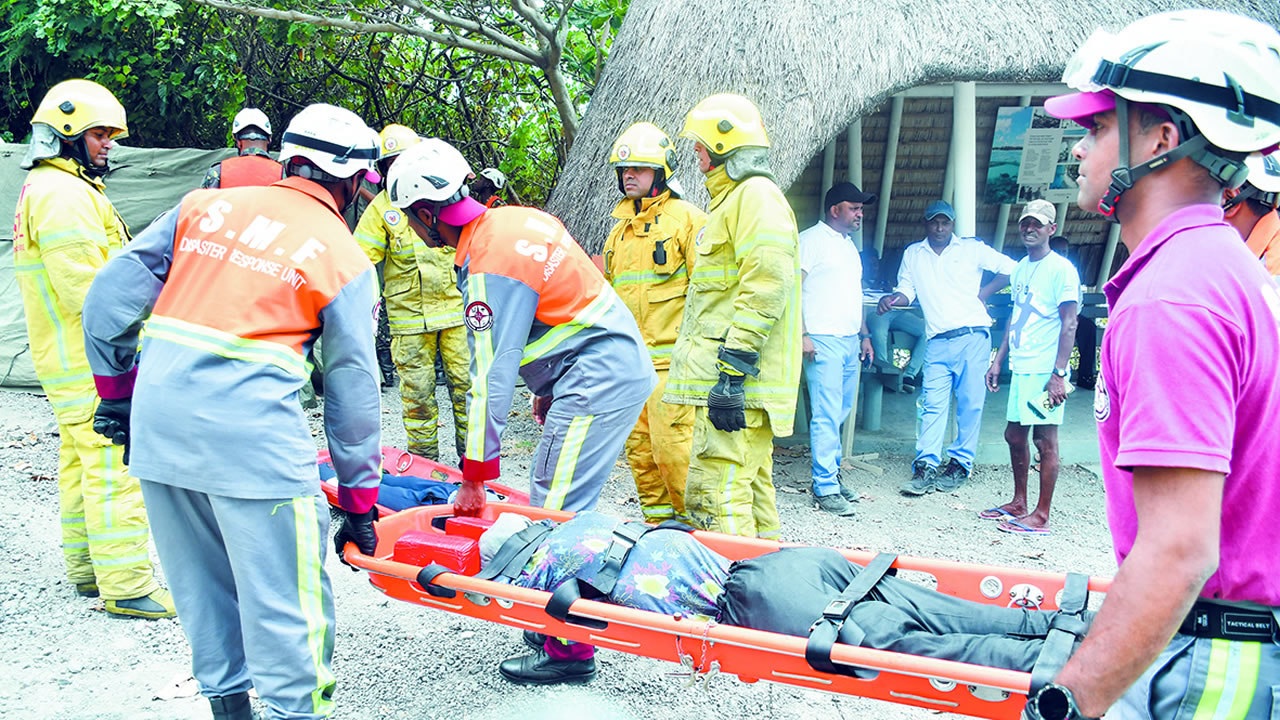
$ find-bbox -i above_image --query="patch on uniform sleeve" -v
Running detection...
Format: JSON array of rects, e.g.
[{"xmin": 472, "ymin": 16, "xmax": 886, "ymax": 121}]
[
  {"xmin": 1093, "ymin": 372, "xmax": 1110, "ymax": 422},
  {"xmin": 384, "ymin": 209, "xmax": 402, "ymax": 226},
  {"xmin": 465, "ymin": 301, "xmax": 494, "ymax": 331},
  {"xmin": 694, "ymin": 226, "xmax": 706, "ymax": 249}
]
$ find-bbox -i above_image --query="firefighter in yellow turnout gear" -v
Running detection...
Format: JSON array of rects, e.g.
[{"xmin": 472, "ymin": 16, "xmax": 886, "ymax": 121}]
[
  {"xmin": 13, "ymin": 80, "xmax": 172, "ymax": 617},
  {"xmin": 355, "ymin": 124, "xmax": 469, "ymax": 460},
  {"xmin": 603, "ymin": 123, "xmax": 707, "ymax": 522},
  {"xmin": 664, "ymin": 94, "xmax": 802, "ymax": 539}
]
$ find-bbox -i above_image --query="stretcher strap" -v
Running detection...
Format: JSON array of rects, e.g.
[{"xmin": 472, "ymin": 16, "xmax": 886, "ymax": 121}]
[
  {"xmin": 475, "ymin": 521, "xmax": 555, "ymax": 582},
  {"xmin": 1029, "ymin": 572, "xmax": 1090, "ymax": 693},
  {"xmin": 415, "ymin": 564, "xmax": 458, "ymax": 598},
  {"xmin": 805, "ymin": 552, "xmax": 898, "ymax": 676},
  {"xmin": 544, "ymin": 520, "xmax": 694, "ymax": 630}
]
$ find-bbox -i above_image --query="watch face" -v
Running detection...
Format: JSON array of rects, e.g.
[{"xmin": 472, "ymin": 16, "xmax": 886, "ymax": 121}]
[{"xmin": 1036, "ymin": 685, "xmax": 1071, "ymax": 720}]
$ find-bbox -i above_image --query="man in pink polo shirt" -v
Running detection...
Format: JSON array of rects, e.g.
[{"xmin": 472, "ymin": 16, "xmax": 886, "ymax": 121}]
[{"xmin": 1023, "ymin": 10, "xmax": 1280, "ymax": 720}]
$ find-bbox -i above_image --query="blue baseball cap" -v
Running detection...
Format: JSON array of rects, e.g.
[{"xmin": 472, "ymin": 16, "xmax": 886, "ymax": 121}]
[{"xmin": 924, "ymin": 200, "xmax": 955, "ymax": 221}]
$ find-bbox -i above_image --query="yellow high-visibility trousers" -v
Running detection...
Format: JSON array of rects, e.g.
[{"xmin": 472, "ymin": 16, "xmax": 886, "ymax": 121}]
[
  {"xmin": 57, "ymin": 416, "xmax": 157, "ymax": 600},
  {"xmin": 684, "ymin": 407, "xmax": 780, "ymax": 539},
  {"xmin": 623, "ymin": 370, "xmax": 694, "ymax": 522},
  {"xmin": 392, "ymin": 327, "xmax": 469, "ymax": 461}
]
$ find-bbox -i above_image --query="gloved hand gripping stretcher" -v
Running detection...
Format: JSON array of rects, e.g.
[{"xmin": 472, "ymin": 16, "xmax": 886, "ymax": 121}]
[{"xmin": 335, "ymin": 501, "xmax": 1111, "ymax": 720}]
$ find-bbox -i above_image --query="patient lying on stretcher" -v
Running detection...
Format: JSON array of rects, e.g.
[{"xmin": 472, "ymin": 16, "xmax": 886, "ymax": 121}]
[{"xmin": 478, "ymin": 511, "xmax": 1093, "ymax": 673}]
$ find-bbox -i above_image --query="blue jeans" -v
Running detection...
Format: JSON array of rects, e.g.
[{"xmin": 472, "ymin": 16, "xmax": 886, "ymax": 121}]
[
  {"xmin": 866, "ymin": 308, "xmax": 928, "ymax": 377},
  {"xmin": 804, "ymin": 334, "xmax": 863, "ymax": 497},
  {"xmin": 915, "ymin": 330, "xmax": 989, "ymax": 469}
]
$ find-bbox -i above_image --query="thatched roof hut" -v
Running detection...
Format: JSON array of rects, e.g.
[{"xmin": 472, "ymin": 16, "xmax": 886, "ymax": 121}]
[{"xmin": 547, "ymin": 0, "xmax": 1280, "ymax": 267}]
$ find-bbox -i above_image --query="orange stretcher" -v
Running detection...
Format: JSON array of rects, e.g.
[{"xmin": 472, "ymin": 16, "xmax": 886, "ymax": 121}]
[
  {"xmin": 316, "ymin": 447, "xmax": 530, "ymax": 512},
  {"xmin": 337, "ymin": 501, "xmax": 1112, "ymax": 720}
]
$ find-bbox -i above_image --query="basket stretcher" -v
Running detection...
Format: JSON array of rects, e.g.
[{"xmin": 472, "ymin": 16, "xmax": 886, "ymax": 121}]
[{"xmin": 337, "ymin": 500, "xmax": 1112, "ymax": 720}]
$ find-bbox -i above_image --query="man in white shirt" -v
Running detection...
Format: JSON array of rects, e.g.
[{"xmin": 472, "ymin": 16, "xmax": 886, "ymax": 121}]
[
  {"xmin": 982, "ymin": 199, "xmax": 1079, "ymax": 535},
  {"xmin": 877, "ymin": 200, "xmax": 1015, "ymax": 495},
  {"xmin": 800, "ymin": 182, "xmax": 876, "ymax": 516}
]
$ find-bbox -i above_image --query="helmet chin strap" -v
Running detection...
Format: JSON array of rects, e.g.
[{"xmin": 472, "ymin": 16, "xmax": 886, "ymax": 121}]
[{"xmin": 1099, "ymin": 98, "xmax": 1247, "ymax": 219}]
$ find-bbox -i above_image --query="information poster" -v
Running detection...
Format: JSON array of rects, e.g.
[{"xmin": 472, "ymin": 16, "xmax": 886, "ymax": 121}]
[{"xmin": 985, "ymin": 106, "xmax": 1086, "ymax": 205}]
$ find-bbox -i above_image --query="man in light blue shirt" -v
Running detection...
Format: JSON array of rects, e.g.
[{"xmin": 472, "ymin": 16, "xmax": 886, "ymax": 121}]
[{"xmin": 983, "ymin": 199, "xmax": 1079, "ymax": 535}]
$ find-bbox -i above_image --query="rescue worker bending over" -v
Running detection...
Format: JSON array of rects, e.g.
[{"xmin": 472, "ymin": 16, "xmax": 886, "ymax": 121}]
[
  {"xmin": 355, "ymin": 124, "xmax": 469, "ymax": 461},
  {"xmin": 13, "ymin": 79, "xmax": 174, "ymax": 619},
  {"xmin": 388, "ymin": 139, "xmax": 655, "ymax": 686},
  {"xmin": 83, "ymin": 104, "xmax": 384, "ymax": 720},
  {"xmin": 603, "ymin": 122, "xmax": 706, "ymax": 522},
  {"xmin": 664, "ymin": 93, "xmax": 802, "ymax": 539},
  {"xmin": 1222, "ymin": 152, "xmax": 1280, "ymax": 279},
  {"xmin": 201, "ymin": 107, "xmax": 283, "ymax": 189}
]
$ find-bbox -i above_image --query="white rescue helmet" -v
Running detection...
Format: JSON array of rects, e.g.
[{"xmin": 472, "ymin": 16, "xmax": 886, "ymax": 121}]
[
  {"xmin": 387, "ymin": 138, "xmax": 487, "ymax": 226},
  {"xmin": 1231, "ymin": 153, "xmax": 1280, "ymax": 210},
  {"xmin": 232, "ymin": 108, "xmax": 272, "ymax": 139},
  {"xmin": 479, "ymin": 167, "xmax": 507, "ymax": 190},
  {"xmin": 278, "ymin": 104, "xmax": 379, "ymax": 181}
]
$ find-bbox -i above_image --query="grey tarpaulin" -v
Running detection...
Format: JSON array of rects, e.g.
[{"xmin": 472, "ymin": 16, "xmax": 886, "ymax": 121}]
[{"xmin": 0, "ymin": 143, "xmax": 235, "ymax": 388}]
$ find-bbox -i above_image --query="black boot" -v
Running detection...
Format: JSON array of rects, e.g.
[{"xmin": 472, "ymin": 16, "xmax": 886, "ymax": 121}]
[
  {"xmin": 209, "ymin": 691, "xmax": 258, "ymax": 720},
  {"xmin": 498, "ymin": 648, "xmax": 597, "ymax": 685},
  {"xmin": 522, "ymin": 629, "xmax": 547, "ymax": 650}
]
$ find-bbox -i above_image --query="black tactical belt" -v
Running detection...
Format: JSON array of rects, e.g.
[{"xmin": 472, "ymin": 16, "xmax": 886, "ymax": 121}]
[{"xmin": 1179, "ymin": 601, "xmax": 1280, "ymax": 643}]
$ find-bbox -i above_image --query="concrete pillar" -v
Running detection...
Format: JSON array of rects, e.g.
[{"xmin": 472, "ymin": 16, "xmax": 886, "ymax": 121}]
[
  {"xmin": 1095, "ymin": 223, "xmax": 1121, "ymax": 290},
  {"xmin": 849, "ymin": 120, "xmax": 864, "ymax": 251},
  {"xmin": 1055, "ymin": 202, "xmax": 1069, "ymax": 235},
  {"xmin": 875, "ymin": 96, "xmax": 904, "ymax": 259},
  {"xmin": 821, "ymin": 139, "xmax": 836, "ymax": 224},
  {"xmin": 991, "ymin": 203, "xmax": 1013, "ymax": 251},
  {"xmin": 952, "ymin": 81, "xmax": 977, "ymax": 237}
]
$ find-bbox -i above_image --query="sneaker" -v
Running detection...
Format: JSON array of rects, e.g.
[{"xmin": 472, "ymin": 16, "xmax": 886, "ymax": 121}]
[
  {"xmin": 838, "ymin": 482, "xmax": 859, "ymax": 504},
  {"xmin": 522, "ymin": 629, "xmax": 547, "ymax": 651},
  {"xmin": 105, "ymin": 587, "xmax": 176, "ymax": 619},
  {"xmin": 815, "ymin": 493, "xmax": 856, "ymax": 516},
  {"xmin": 498, "ymin": 648, "xmax": 597, "ymax": 685},
  {"xmin": 74, "ymin": 581, "xmax": 99, "ymax": 598},
  {"xmin": 899, "ymin": 461, "xmax": 937, "ymax": 496},
  {"xmin": 934, "ymin": 459, "xmax": 972, "ymax": 492}
]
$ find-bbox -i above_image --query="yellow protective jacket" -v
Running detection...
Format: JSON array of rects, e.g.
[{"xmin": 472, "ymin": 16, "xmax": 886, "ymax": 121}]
[
  {"xmin": 602, "ymin": 191, "xmax": 707, "ymax": 370},
  {"xmin": 13, "ymin": 157, "xmax": 130, "ymax": 423},
  {"xmin": 354, "ymin": 190, "xmax": 463, "ymax": 334},
  {"xmin": 663, "ymin": 166, "xmax": 802, "ymax": 437}
]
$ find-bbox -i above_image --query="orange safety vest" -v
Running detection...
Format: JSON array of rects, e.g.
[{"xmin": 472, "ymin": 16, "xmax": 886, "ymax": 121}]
[
  {"xmin": 1245, "ymin": 210, "xmax": 1280, "ymax": 277},
  {"xmin": 219, "ymin": 153, "xmax": 284, "ymax": 189},
  {"xmin": 151, "ymin": 176, "xmax": 370, "ymax": 364}
]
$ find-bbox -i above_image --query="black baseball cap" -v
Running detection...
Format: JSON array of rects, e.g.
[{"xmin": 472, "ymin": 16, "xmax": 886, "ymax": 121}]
[{"xmin": 824, "ymin": 182, "xmax": 877, "ymax": 211}]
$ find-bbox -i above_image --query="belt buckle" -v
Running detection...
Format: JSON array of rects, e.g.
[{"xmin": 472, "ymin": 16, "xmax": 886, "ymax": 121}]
[{"xmin": 822, "ymin": 598, "xmax": 854, "ymax": 621}]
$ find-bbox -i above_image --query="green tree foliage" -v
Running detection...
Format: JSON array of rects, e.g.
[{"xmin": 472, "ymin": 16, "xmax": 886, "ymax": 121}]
[{"xmin": 0, "ymin": 0, "xmax": 628, "ymax": 206}]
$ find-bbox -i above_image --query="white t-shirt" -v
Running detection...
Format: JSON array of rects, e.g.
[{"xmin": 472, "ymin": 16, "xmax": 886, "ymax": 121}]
[
  {"xmin": 895, "ymin": 235, "xmax": 1017, "ymax": 339},
  {"xmin": 1007, "ymin": 251, "xmax": 1081, "ymax": 373},
  {"xmin": 799, "ymin": 221, "xmax": 863, "ymax": 336}
]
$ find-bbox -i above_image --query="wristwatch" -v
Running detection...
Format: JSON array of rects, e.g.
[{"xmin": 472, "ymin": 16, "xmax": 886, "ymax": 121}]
[
  {"xmin": 1052, "ymin": 367, "xmax": 1069, "ymax": 378},
  {"xmin": 1026, "ymin": 683, "xmax": 1096, "ymax": 720}
]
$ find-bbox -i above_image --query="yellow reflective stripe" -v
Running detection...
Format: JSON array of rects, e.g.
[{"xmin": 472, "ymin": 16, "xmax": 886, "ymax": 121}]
[
  {"xmin": 1191, "ymin": 639, "xmax": 1261, "ymax": 720},
  {"xmin": 465, "ymin": 275, "xmax": 493, "ymax": 461},
  {"xmin": 521, "ymin": 290, "xmax": 613, "ymax": 366},
  {"xmin": 13, "ymin": 261, "xmax": 45, "ymax": 273},
  {"xmin": 734, "ymin": 310, "xmax": 773, "ymax": 333},
  {"xmin": 90, "ymin": 550, "xmax": 151, "ymax": 566},
  {"xmin": 62, "ymin": 541, "xmax": 90, "ymax": 550},
  {"xmin": 611, "ymin": 266, "xmax": 688, "ymax": 286},
  {"xmin": 36, "ymin": 227, "xmax": 107, "ymax": 251},
  {"xmin": 718, "ymin": 461, "xmax": 741, "ymax": 536},
  {"xmin": 545, "ymin": 416, "xmax": 593, "ymax": 510},
  {"xmin": 293, "ymin": 497, "xmax": 336, "ymax": 716},
  {"xmin": 691, "ymin": 265, "xmax": 738, "ymax": 282},
  {"xmin": 24, "ymin": 269, "xmax": 74, "ymax": 370},
  {"xmin": 40, "ymin": 369, "xmax": 94, "ymax": 386},
  {"xmin": 100, "ymin": 442, "xmax": 116, "ymax": 528},
  {"xmin": 649, "ymin": 343, "xmax": 675, "ymax": 358},
  {"xmin": 87, "ymin": 527, "xmax": 148, "ymax": 542},
  {"xmin": 49, "ymin": 394, "xmax": 95, "ymax": 412},
  {"xmin": 734, "ymin": 232, "xmax": 794, "ymax": 261},
  {"xmin": 1224, "ymin": 641, "xmax": 1261, "ymax": 719},
  {"xmin": 422, "ymin": 310, "xmax": 463, "ymax": 325},
  {"xmin": 146, "ymin": 315, "xmax": 308, "ymax": 377}
]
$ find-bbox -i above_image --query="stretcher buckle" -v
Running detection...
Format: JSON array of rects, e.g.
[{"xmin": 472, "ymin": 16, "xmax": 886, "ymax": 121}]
[{"xmin": 822, "ymin": 598, "xmax": 855, "ymax": 622}]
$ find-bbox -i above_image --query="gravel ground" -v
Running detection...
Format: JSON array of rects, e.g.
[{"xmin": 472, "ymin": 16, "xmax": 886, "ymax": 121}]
[{"xmin": 0, "ymin": 385, "xmax": 1118, "ymax": 719}]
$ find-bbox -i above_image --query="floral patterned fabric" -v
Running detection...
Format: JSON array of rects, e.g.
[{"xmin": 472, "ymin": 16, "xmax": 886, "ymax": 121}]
[{"xmin": 508, "ymin": 511, "xmax": 729, "ymax": 620}]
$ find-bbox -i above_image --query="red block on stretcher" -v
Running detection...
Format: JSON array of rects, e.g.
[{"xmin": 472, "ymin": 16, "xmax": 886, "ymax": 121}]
[
  {"xmin": 445, "ymin": 516, "xmax": 495, "ymax": 541},
  {"xmin": 393, "ymin": 531, "xmax": 480, "ymax": 575}
]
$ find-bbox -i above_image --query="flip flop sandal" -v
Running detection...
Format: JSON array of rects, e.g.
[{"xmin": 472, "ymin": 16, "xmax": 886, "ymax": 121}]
[
  {"xmin": 997, "ymin": 519, "xmax": 1050, "ymax": 535},
  {"xmin": 977, "ymin": 507, "xmax": 1015, "ymax": 520}
]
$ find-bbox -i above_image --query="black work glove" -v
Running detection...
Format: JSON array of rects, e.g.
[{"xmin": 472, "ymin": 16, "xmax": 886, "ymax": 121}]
[
  {"xmin": 707, "ymin": 347, "xmax": 759, "ymax": 433},
  {"xmin": 334, "ymin": 506, "xmax": 379, "ymax": 570},
  {"xmin": 92, "ymin": 397, "xmax": 132, "ymax": 464}
]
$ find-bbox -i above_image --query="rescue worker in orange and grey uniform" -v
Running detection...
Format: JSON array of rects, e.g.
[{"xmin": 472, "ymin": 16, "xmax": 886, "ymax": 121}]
[
  {"xmin": 13, "ymin": 78, "xmax": 174, "ymax": 619},
  {"xmin": 355, "ymin": 124, "xmax": 469, "ymax": 461},
  {"xmin": 602, "ymin": 122, "xmax": 706, "ymax": 522},
  {"xmin": 664, "ymin": 93, "xmax": 802, "ymax": 540},
  {"xmin": 83, "ymin": 103, "xmax": 383, "ymax": 720},
  {"xmin": 387, "ymin": 137, "xmax": 655, "ymax": 686},
  {"xmin": 1222, "ymin": 152, "xmax": 1280, "ymax": 280},
  {"xmin": 201, "ymin": 107, "xmax": 283, "ymax": 189}
]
